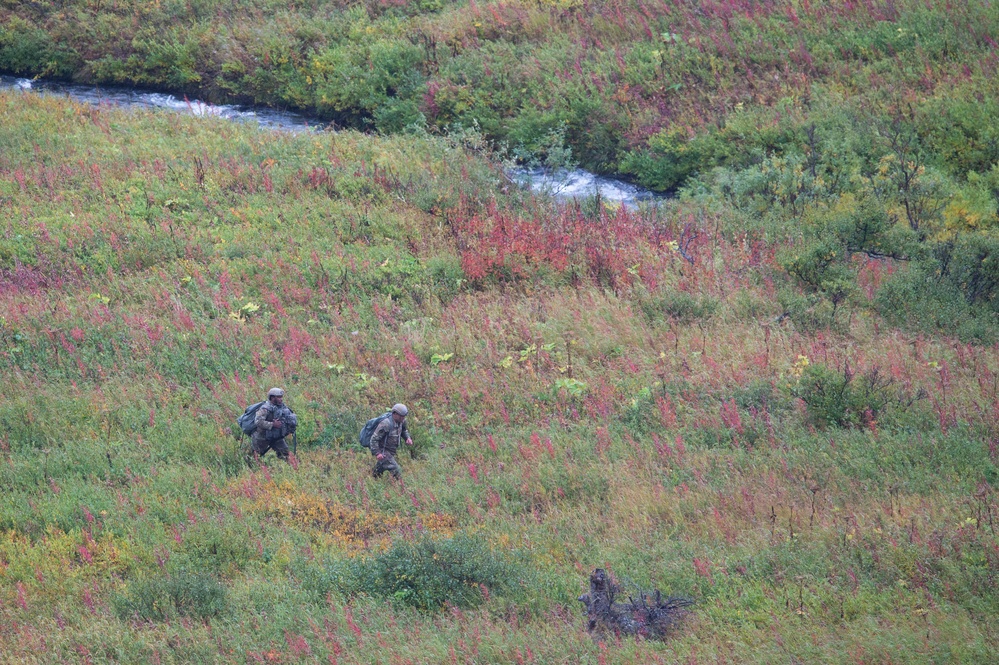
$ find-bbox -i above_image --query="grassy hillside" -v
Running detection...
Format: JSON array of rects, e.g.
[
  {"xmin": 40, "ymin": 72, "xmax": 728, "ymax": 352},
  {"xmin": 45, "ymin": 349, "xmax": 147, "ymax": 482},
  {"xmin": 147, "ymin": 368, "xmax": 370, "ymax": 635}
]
[
  {"xmin": 4, "ymin": 0, "xmax": 999, "ymax": 186},
  {"xmin": 1, "ymin": 90, "xmax": 998, "ymax": 663}
]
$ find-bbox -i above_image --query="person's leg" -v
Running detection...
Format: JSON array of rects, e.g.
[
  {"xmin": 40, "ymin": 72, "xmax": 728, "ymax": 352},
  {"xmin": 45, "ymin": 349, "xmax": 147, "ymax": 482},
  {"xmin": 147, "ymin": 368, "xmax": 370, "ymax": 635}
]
[
  {"xmin": 382, "ymin": 455, "xmax": 402, "ymax": 480},
  {"xmin": 272, "ymin": 438, "xmax": 290, "ymax": 461},
  {"xmin": 373, "ymin": 455, "xmax": 402, "ymax": 479},
  {"xmin": 251, "ymin": 438, "xmax": 269, "ymax": 460}
]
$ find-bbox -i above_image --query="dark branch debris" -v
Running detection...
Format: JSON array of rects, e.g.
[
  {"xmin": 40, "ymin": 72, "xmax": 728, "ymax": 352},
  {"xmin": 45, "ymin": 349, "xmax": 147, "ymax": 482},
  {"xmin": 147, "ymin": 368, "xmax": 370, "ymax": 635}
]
[{"xmin": 577, "ymin": 568, "xmax": 694, "ymax": 641}]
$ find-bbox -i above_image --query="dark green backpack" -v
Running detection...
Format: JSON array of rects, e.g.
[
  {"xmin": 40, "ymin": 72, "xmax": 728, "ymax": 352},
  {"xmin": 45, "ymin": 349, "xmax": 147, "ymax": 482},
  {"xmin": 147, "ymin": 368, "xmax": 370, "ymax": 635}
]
[
  {"xmin": 237, "ymin": 401, "xmax": 267, "ymax": 436},
  {"xmin": 359, "ymin": 412, "xmax": 391, "ymax": 452}
]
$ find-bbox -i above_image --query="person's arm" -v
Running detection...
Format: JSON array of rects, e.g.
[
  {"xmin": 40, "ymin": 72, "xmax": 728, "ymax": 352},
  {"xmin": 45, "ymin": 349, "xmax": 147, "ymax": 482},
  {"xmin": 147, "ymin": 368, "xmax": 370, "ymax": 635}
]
[
  {"xmin": 371, "ymin": 420, "xmax": 388, "ymax": 458},
  {"xmin": 402, "ymin": 421, "xmax": 413, "ymax": 445},
  {"xmin": 254, "ymin": 403, "xmax": 275, "ymax": 431}
]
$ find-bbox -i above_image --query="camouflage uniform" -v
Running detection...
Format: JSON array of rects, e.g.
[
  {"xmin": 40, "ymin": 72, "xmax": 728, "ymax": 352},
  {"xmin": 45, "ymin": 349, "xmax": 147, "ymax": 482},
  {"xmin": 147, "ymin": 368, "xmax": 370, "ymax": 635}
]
[
  {"xmin": 251, "ymin": 401, "xmax": 297, "ymax": 460},
  {"xmin": 370, "ymin": 416, "xmax": 410, "ymax": 479}
]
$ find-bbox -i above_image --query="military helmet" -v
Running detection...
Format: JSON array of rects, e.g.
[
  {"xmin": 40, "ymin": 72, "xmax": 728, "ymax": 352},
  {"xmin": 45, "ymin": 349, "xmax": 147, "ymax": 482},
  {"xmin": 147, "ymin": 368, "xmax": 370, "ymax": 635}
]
[
  {"xmin": 391, "ymin": 403, "xmax": 408, "ymax": 416},
  {"xmin": 268, "ymin": 387, "xmax": 285, "ymax": 398}
]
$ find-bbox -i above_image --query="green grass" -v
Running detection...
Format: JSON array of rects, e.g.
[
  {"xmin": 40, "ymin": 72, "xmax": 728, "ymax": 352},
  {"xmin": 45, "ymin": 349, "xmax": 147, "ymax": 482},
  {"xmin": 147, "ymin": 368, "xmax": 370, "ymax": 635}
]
[{"xmin": 0, "ymin": 90, "xmax": 998, "ymax": 663}]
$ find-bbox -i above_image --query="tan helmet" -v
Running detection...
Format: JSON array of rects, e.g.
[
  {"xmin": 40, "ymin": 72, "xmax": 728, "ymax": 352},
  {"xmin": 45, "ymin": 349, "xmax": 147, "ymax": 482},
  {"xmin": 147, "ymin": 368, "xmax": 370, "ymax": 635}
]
[
  {"xmin": 268, "ymin": 387, "xmax": 285, "ymax": 398},
  {"xmin": 391, "ymin": 403, "xmax": 408, "ymax": 417}
]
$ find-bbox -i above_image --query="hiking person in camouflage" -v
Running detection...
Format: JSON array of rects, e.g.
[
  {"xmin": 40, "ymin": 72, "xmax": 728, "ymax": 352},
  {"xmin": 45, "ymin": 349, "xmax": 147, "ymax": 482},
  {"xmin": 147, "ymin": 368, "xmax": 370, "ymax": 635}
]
[
  {"xmin": 251, "ymin": 387, "xmax": 298, "ymax": 462},
  {"xmin": 371, "ymin": 403, "xmax": 413, "ymax": 480}
]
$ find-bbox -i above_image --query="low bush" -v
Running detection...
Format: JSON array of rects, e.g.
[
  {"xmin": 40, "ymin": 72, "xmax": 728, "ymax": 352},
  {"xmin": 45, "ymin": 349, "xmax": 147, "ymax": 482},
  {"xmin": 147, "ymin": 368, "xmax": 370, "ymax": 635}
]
[
  {"xmin": 313, "ymin": 533, "xmax": 528, "ymax": 612},
  {"xmin": 639, "ymin": 291, "xmax": 718, "ymax": 326},
  {"xmin": 619, "ymin": 131, "xmax": 725, "ymax": 193},
  {"xmin": 173, "ymin": 520, "xmax": 256, "ymax": 576},
  {"xmin": 791, "ymin": 363, "xmax": 901, "ymax": 429},
  {"xmin": 942, "ymin": 234, "xmax": 999, "ymax": 310},
  {"xmin": 113, "ymin": 571, "xmax": 228, "ymax": 621},
  {"xmin": 731, "ymin": 379, "xmax": 784, "ymax": 413},
  {"xmin": 0, "ymin": 18, "xmax": 80, "ymax": 78},
  {"xmin": 778, "ymin": 242, "xmax": 857, "ymax": 327},
  {"xmin": 876, "ymin": 260, "xmax": 999, "ymax": 344}
]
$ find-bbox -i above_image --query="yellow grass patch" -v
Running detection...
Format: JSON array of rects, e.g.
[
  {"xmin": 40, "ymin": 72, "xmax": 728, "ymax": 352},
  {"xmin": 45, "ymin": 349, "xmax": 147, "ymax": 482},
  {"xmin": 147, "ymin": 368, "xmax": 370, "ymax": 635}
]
[{"xmin": 226, "ymin": 480, "xmax": 456, "ymax": 549}]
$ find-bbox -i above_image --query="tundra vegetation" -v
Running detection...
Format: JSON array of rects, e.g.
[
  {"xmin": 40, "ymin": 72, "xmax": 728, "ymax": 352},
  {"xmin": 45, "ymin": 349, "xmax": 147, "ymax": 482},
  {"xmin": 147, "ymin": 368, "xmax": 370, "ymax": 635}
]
[
  {"xmin": 4, "ymin": 0, "xmax": 999, "ymax": 185},
  {"xmin": 1, "ymin": 0, "xmax": 999, "ymax": 663}
]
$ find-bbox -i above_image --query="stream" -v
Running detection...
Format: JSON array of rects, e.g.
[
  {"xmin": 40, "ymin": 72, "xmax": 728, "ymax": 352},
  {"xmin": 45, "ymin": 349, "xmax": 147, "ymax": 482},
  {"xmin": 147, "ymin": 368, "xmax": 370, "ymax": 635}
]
[{"xmin": 1, "ymin": 74, "xmax": 660, "ymax": 206}]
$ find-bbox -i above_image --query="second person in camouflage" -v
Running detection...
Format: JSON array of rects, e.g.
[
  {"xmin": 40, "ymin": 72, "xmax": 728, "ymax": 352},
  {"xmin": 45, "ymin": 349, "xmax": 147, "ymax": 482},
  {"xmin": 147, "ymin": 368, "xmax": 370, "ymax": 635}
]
[{"xmin": 371, "ymin": 403, "xmax": 413, "ymax": 480}]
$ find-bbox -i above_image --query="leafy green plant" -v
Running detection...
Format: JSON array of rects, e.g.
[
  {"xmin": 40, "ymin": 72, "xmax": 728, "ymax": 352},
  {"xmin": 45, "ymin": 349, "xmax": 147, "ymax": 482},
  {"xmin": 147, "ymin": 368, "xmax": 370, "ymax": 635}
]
[
  {"xmin": 0, "ymin": 18, "xmax": 79, "ymax": 77},
  {"xmin": 876, "ymin": 235, "xmax": 999, "ymax": 343},
  {"xmin": 778, "ymin": 240, "xmax": 857, "ymax": 322},
  {"xmin": 553, "ymin": 377, "xmax": 588, "ymax": 397},
  {"xmin": 430, "ymin": 352, "xmax": 454, "ymax": 366},
  {"xmin": 173, "ymin": 520, "xmax": 256, "ymax": 575},
  {"xmin": 113, "ymin": 572, "xmax": 228, "ymax": 621},
  {"xmin": 791, "ymin": 363, "xmax": 899, "ymax": 429},
  {"xmin": 639, "ymin": 291, "xmax": 718, "ymax": 326},
  {"xmin": 944, "ymin": 234, "xmax": 999, "ymax": 309},
  {"xmin": 316, "ymin": 533, "xmax": 528, "ymax": 612},
  {"xmin": 832, "ymin": 200, "xmax": 922, "ymax": 261}
]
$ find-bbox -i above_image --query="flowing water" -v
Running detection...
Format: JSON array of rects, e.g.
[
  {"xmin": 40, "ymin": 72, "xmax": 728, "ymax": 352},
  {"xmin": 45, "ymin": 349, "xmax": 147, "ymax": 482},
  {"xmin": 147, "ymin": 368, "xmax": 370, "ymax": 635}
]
[
  {"xmin": 0, "ymin": 74, "xmax": 316, "ymax": 131},
  {"xmin": 508, "ymin": 167, "xmax": 661, "ymax": 206},
  {"xmin": 1, "ymin": 75, "xmax": 660, "ymax": 206}
]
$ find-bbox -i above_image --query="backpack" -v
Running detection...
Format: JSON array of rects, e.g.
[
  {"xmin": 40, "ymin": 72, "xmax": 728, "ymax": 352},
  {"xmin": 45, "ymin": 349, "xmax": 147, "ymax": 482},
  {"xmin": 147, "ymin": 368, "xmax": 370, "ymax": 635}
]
[
  {"xmin": 237, "ymin": 401, "xmax": 267, "ymax": 436},
  {"xmin": 359, "ymin": 412, "xmax": 392, "ymax": 450}
]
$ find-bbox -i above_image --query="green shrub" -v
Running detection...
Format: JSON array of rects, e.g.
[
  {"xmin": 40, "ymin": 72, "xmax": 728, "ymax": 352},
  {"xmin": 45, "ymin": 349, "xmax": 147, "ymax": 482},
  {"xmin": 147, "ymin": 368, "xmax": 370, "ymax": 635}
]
[
  {"xmin": 312, "ymin": 38, "xmax": 425, "ymax": 128},
  {"xmin": 792, "ymin": 363, "xmax": 851, "ymax": 428},
  {"xmin": 173, "ymin": 520, "xmax": 255, "ymax": 575},
  {"xmin": 114, "ymin": 571, "xmax": 228, "ymax": 621},
  {"xmin": 622, "ymin": 385, "xmax": 660, "ymax": 435},
  {"xmin": 619, "ymin": 131, "xmax": 721, "ymax": 193},
  {"xmin": 778, "ymin": 240, "xmax": 847, "ymax": 292},
  {"xmin": 639, "ymin": 291, "xmax": 718, "ymax": 326},
  {"xmin": 778, "ymin": 240, "xmax": 857, "ymax": 324},
  {"xmin": 944, "ymin": 234, "xmax": 999, "ymax": 309},
  {"xmin": 921, "ymin": 96, "xmax": 999, "ymax": 178},
  {"xmin": 832, "ymin": 201, "xmax": 923, "ymax": 261},
  {"xmin": 731, "ymin": 379, "xmax": 783, "ymax": 413},
  {"xmin": 0, "ymin": 18, "xmax": 79, "ymax": 77},
  {"xmin": 507, "ymin": 119, "xmax": 578, "ymax": 172},
  {"xmin": 876, "ymin": 246, "xmax": 999, "ymax": 344},
  {"xmin": 791, "ymin": 363, "xmax": 899, "ymax": 428},
  {"xmin": 128, "ymin": 34, "xmax": 205, "ymax": 89},
  {"xmin": 426, "ymin": 254, "xmax": 466, "ymax": 304},
  {"xmin": 314, "ymin": 533, "xmax": 528, "ymax": 612},
  {"xmin": 373, "ymin": 97, "xmax": 426, "ymax": 133},
  {"xmin": 305, "ymin": 407, "xmax": 360, "ymax": 449}
]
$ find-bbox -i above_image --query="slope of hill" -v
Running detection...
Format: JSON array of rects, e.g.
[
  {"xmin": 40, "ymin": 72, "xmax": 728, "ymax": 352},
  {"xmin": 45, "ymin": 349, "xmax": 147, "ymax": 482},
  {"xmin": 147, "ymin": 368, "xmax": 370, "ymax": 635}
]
[
  {"xmin": 4, "ymin": 0, "xmax": 999, "ymax": 185},
  {"xmin": 1, "ymin": 89, "xmax": 998, "ymax": 662}
]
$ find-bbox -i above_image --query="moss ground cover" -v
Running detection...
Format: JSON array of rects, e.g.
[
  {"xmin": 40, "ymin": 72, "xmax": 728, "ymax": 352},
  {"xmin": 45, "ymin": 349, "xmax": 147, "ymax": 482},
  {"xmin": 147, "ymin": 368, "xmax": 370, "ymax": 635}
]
[{"xmin": 1, "ymin": 91, "xmax": 998, "ymax": 662}]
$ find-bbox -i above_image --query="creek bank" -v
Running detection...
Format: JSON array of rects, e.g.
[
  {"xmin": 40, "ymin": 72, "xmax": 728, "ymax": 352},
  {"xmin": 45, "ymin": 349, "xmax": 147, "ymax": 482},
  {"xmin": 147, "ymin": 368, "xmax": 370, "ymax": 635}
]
[{"xmin": 2, "ymin": 74, "xmax": 663, "ymax": 206}]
